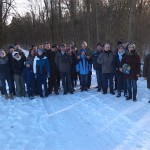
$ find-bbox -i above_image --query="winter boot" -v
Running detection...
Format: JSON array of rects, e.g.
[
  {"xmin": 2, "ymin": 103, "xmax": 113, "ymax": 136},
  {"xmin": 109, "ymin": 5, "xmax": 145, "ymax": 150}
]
[
  {"xmin": 110, "ymin": 89, "xmax": 115, "ymax": 95},
  {"xmin": 116, "ymin": 93, "xmax": 121, "ymax": 98},
  {"xmin": 5, "ymin": 94, "xmax": 9, "ymax": 100},
  {"xmin": 126, "ymin": 90, "xmax": 132, "ymax": 100},
  {"xmin": 9, "ymin": 94, "xmax": 14, "ymax": 100}
]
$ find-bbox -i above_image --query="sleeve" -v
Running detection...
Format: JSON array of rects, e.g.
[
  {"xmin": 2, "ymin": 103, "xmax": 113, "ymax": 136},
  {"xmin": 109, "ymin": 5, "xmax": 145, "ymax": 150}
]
[{"xmin": 33, "ymin": 57, "xmax": 36, "ymax": 74}]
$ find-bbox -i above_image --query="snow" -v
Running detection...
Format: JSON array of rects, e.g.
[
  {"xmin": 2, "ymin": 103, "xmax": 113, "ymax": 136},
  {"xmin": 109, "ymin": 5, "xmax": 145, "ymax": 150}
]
[{"xmin": 0, "ymin": 50, "xmax": 150, "ymax": 150}]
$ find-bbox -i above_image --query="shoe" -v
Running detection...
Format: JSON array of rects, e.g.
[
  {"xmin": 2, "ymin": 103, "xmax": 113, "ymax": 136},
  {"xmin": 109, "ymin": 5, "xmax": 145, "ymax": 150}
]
[
  {"xmin": 133, "ymin": 98, "xmax": 137, "ymax": 102},
  {"xmin": 84, "ymin": 88, "xmax": 88, "ymax": 91},
  {"xmin": 110, "ymin": 91, "xmax": 115, "ymax": 95},
  {"xmin": 63, "ymin": 92, "xmax": 67, "ymax": 95},
  {"xmin": 5, "ymin": 94, "xmax": 9, "ymax": 100},
  {"xmin": 97, "ymin": 89, "xmax": 101, "ymax": 92},
  {"xmin": 29, "ymin": 97, "xmax": 34, "ymax": 100},
  {"xmin": 55, "ymin": 92, "xmax": 59, "ymax": 95},
  {"xmin": 45, "ymin": 95, "xmax": 48, "ymax": 98},
  {"xmin": 9, "ymin": 94, "xmax": 14, "ymax": 100},
  {"xmin": 116, "ymin": 93, "xmax": 121, "ymax": 98},
  {"xmin": 69, "ymin": 91, "xmax": 74, "ymax": 94},
  {"xmin": 148, "ymin": 100, "xmax": 150, "ymax": 103},
  {"xmin": 40, "ymin": 95, "xmax": 44, "ymax": 98},
  {"xmin": 73, "ymin": 89, "xmax": 75, "ymax": 92},
  {"xmin": 126, "ymin": 97, "xmax": 132, "ymax": 100},
  {"xmin": 103, "ymin": 91, "xmax": 107, "ymax": 94}
]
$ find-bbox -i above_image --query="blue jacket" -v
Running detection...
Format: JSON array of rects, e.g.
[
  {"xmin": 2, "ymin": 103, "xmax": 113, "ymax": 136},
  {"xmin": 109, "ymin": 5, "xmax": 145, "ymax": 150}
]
[
  {"xmin": 23, "ymin": 67, "xmax": 35, "ymax": 85},
  {"xmin": 76, "ymin": 55, "xmax": 91, "ymax": 75},
  {"xmin": 33, "ymin": 55, "xmax": 50, "ymax": 76}
]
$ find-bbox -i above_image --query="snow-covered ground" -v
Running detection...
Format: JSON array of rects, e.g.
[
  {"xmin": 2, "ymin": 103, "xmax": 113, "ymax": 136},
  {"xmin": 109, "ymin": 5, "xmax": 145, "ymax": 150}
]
[{"xmin": 0, "ymin": 50, "xmax": 150, "ymax": 150}]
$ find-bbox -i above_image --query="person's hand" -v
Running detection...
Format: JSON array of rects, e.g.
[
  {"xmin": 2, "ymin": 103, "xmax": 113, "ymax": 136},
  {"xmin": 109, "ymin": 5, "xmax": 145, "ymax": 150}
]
[
  {"xmin": 77, "ymin": 56, "xmax": 80, "ymax": 59},
  {"xmin": 136, "ymin": 74, "xmax": 140, "ymax": 78},
  {"xmin": 119, "ymin": 68, "xmax": 123, "ymax": 72}
]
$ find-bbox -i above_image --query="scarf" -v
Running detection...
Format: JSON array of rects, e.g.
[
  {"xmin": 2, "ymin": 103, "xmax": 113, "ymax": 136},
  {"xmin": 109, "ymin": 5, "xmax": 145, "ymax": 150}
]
[{"xmin": 118, "ymin": 51, "xmax": 125, "ymax": 61}]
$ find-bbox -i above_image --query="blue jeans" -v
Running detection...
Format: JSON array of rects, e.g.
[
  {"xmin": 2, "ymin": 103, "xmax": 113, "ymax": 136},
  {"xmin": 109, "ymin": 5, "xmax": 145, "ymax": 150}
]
[
  {"xmin": 1, "ymin": 79, "xmax": 13, "ymax": 95},
  {"xmin": 37, "ymin": 74, "xmax": 48, "ymax": 96},
  {"xmin": 102, "ymin": 73, "xmax": 114, "ymax": 92},
  {"xmin": 96, "ymin": 70, "xmax": 103, "ymax": 90},
  {"xmin": 126, "ymin": 79, "xmax": 137, "ymax": 98},
  {"xmin": 80, "ymin": 74, "xmax": 88, "ymax": 88},
  {"xmin": 116, "ymin": 73, "xmax": 127, "ymax": 94}
]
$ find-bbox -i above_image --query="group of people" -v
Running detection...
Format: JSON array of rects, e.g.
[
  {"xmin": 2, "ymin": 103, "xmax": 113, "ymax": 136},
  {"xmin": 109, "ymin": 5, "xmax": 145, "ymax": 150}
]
[{"xmin": 0, "ymin": 41, "xmax": 149, "ymax": 102}]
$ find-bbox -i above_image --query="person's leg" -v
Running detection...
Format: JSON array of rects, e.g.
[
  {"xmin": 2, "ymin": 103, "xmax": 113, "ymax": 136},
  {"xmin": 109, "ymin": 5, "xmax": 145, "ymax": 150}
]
[
  {"xmin": 37, "ymin": 75, "xmax": 43, "ymax": 97},
  {"xmin": 109, "ymin": 73, "xmax": 115, "ymax": 95},
  {"xmin": 126, "ymin": 79, "xmax": 132, "ymax": 100},
  {"xmin": 60, "ymin": 72, "xmax": 67, "ymax": 94},
  {"xmin": 116, "ymin": 73, "xmax": 121, "ymax": 97},
  {"xmin": 66, "ymin": 72, "xmax": 73, "ymax": 93},
  {"xmin": 132, "ymin": 80, "xmax": 137, "ymax": 101},
  {"xmin": 123, "ymin": 78, "xmax": 127, "ymax": 96},
  {"xmin": 20, "ymin": 76, "xmax": 26, "ymax": 96},
  {"xmin": 102, "ymin": 73, "xmax": 108, "ymax": 94},
  {"xmin": 80, "ymin": 75, "xmax": 84, "ymax": 91},
  {"xmin": 84, "ymin": 74, "xmax": 88, "ymax": 91},
  {"xmin": 14, "ymin": 75, "xmax": 22, "ymax": 97},
  {"xmin": 1, "ymin": 79, "xmax": 7, "ymax": 95},
  {"xmin": 43, "ymin": 74, "xmax": 48, "ymax": 97}
]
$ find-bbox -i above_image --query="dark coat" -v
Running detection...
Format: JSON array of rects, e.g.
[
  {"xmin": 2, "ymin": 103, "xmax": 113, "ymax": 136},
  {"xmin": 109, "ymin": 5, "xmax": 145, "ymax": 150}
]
[
  {"xmin": 11, "ymin": 57, "xmax": 25, "ymax": 75},
  {"xmin": 23, "ymin": 67, "xmax": 35, "ymax": 85},
  {"xmin": 143, "ymin": 54, "xmax": 150, "ymax": 78},
  {"xmin": 92, "ymin": 51, "xmax": 102, "ymax": 70},
  {"xmin": 120, "ymin": 50, "xmax": 140, "ymax": 80},
  {"xmin": 56, "ymin": 52, "xmax": 72, "ymax": 73},
  {"xmin": 0, "ymin": 56, "xmax": 12, "ymax": 80},
  {"xmin": 97, "ymin": 51, "xmax": 116, "ymax": 74}
]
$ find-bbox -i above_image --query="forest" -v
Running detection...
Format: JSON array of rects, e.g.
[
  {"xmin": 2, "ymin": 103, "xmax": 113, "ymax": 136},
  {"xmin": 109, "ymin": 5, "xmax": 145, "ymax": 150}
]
[{"xmin": 0, "ymin": 0, "xmax": 150, "ymax": 53}]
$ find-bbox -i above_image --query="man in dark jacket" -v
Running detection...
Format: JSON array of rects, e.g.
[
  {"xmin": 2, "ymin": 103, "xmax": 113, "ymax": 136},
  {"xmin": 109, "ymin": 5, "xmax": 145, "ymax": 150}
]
[
  {"xmin": 97, "ymin": 43, "xmax": 116, "ymax": 95},
  {"xmin": 56, "ymin": 44, "xmax": 73, "ymax": 95},
  {"xmin": 143, "ymin": 53, "xmax": 150, "ymax": 103},
  {"xmin": 92, "ymin": 43, "xmax": 103, "ymax": 92}
]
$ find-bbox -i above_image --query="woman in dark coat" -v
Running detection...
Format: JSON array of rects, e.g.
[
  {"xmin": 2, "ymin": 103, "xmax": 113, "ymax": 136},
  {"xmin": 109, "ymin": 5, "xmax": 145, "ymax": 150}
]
[{"xmin": 119, "ymin": 44, "xmax": 140, "ymax": 102}]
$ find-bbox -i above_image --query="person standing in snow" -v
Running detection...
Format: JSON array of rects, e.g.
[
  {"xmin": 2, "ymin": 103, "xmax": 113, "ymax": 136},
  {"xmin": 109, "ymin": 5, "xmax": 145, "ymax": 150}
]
[
  {"xmin": 92, "ymin": 43, "xmax": 103, "ymax": 92},
  {"xmin": 97, "ymin": 43, "xmax": 116, "ymax": 95},
  {"xmin": 114, "ymin": 45, "xmax": 127, "ymax": 98},
  {"xmin": 119, "ymin": 44, "xmax": 140, "ymax": 102},
  {"xmin": 23, "ymin": 61, "xmax": 35, "ymax": 99},
  {"xmin": 56, "ymin": 44, "xmax": 73, "ymax": 95},
  {"xmin": 11, "ymin": 51, "xmax": 26, "ymax": 97},
  {"xmin": 76, "ymin": 49, "xmax": 91, "ymax": 91},
  {"xmin": 143, "ymin": 53, "xmax": 150, "ymax": 103},
  {"xmin": 0, "ymin": 49, "xmax": 14, "ymax": 100},
  {"xmin": 33, "ymin": 49, "xmax": 50, "ymax": 98}
]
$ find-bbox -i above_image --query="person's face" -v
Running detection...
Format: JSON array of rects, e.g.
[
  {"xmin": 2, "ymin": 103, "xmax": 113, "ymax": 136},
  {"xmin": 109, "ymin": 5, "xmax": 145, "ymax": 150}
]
[
  {"xmin": 38, "ymin": 51, "xmax": 43, "ymax": 56},
  {"xmin": 51, "ymin": 47, "xmax": 56, "ymax": 52},
  {"xmin": 0, "ymin": 51, "xmax": 5, "ymax": 58},
  {"xmin": 9, "ymin": 48, "xmax": 14, "ymax": 53},
  {"xmin": 15, "ymin": 45, "xmax": 20, "ymax": 50},
  {"xmin": 14, "ymin": 53, "xmax": 20, "ymax": 58},
  {"xmin": 60, "ymin": 46, "xmax": 66, "ymax": 52},
  {"xmin": 118, "ymin": 47, "xmax": 124, "ymax": 53},
  {"xmin": 97, "ymin": 45, "xmax": 102, "ymax": 51},
  {"xmin": 26, "ymin": 64, "xmax": 30, "ymax": 67},
  {"xmin": 31, "ymin": 50, "xmax": 35, "ymax": 56},
  {"xmin": 81, "ymin": 43, "xmax": 87, "ymax": 49},
  {"xmin": 39, "ymin": 45, "xmax": 43, "ymax": 49},
  {"xmin": 33, "ymin": 46, "xmax": 37, "ymax": 51},
  {"xmin": 45, "ymin": 44, "xmax": 51, "ymax": 50},
  {"xmin": 128, "ymin": 46, "xmax": 134, "ymax": 51},
  {"xmin": 81, "ymin": 51, "xmax": 85, "ymax": 55},
  {"xmin": 104, "ymin": 44, "xmax": 110, "ymax": 51}
]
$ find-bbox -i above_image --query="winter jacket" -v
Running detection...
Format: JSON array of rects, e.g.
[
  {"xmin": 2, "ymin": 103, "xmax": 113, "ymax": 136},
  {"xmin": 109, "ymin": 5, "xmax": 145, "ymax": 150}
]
[
  {"xmin": 97, "ymin": 51, "xmax": 116, "ymax": 73},
  {"xmin": 33, "ymin": 55, "xmax": 50, "ymax": 76},
  {"xmin": 11, "ymin": 57, "xmax": 25, "ymax": 75},
  {"xmin": 76, "ymin": 55, "xmax": 91, "ymax": 75},
  {"xmin": 0, "ymin": 56, "xmax": 12, "ymax": 80},
  {"xmin": 23, "ymin": 67, "xmax": 35, "ymax": 85},
  {"xmin": 143, "ymin": 54, "xmax": 150, "ymax": 78},
  {"xmin": 119, "ymin": 50, "xmax": 140, "ymax": 80},
  {"xmin": 92, "ymin": 51, "xmax": 102, "ymax": 70},
  {"xmin": 56, "ymin": 52, "xmax": 72, "ymax": 73}
]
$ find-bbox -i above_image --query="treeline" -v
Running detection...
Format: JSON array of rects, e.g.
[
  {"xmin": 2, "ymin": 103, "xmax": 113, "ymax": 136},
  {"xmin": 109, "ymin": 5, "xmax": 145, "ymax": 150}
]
[{"xmin": 1, "ymin": 0, "xmax": 150, "ymax": 52}]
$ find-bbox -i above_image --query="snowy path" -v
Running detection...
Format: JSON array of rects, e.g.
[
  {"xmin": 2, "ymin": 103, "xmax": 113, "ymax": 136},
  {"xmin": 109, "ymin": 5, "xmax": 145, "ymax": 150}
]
[{"xmin": 0, "ymin": 77, "xmax": 150, "ymax": 150}]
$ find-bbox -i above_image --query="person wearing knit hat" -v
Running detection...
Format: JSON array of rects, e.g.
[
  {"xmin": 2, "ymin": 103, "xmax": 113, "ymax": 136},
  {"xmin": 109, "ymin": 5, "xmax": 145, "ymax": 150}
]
[
  {"xmin": 23, "ymin": 61, "xmax": 35, "ymax": 99},
  {"xmin": 11, "ymin": 50, "xmax": 26, "ymax": 97}
]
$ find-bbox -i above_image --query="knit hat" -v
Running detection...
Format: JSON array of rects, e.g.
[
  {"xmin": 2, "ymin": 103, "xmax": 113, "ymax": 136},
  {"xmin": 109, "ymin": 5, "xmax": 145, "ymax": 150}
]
[
  {"xmin": 128, "ymin": 44, "xmax": 136, "ymax": 49},
  {"xmin": 60, "ymin": 43, "xmax": 66, "ymax": 48},
  {"xmin": 118, "ymin": 44, "xmax": 125, "ymax": 49},
  {"xmin": 80, "ymin": 49, "xmax": 86, "ymax": 54},
  {"xmin": 9, "ymin": 45, "xmax": 14, "ymax": 49},
  {"xmin": 37, "ymin": 49, "xmax": 43, "ymax": 53},
  {"xmin": 25, "ymin": 61, "xmax": 31, "ymax": 65}
]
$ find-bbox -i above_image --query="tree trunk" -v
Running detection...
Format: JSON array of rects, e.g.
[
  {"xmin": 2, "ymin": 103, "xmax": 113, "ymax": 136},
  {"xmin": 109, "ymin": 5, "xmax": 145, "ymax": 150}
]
[{"xmin": 128, "ymin": 0, "xmax": 137, "ymax": 43}]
